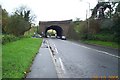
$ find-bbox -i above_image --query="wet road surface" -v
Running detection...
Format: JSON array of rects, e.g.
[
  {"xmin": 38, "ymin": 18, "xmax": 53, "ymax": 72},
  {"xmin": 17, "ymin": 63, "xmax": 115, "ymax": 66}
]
[
  {"xmin": 26, "ymin": 38, "xmax": 119, "ymax": 78},
  {"xmin": 47, "ymin": 38, "xmax": 119, "ymax": 78}
]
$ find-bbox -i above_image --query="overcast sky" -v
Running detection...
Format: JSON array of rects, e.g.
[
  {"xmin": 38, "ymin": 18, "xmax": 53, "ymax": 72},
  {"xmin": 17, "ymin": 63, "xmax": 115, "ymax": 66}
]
[{"xmin": 0, "ymin": 0, "xmax": 98, "ymax": 25}]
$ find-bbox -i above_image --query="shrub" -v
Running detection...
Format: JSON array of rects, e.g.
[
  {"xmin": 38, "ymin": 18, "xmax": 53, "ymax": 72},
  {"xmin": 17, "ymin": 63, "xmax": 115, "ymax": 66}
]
[
  {"xmin": 98, "ymin": 34, "xmax": 113, "ymax": 41},
  {"xmin": 80, "ymin": 33, "xmax": 114, "ymax": 42},
  {"xmin": 2, "ymin": 35, "xmax": 21, "ymax": 44},
  {"xmin": 89, "ymin": 34, "xmax": 114, "ymax": 41}
]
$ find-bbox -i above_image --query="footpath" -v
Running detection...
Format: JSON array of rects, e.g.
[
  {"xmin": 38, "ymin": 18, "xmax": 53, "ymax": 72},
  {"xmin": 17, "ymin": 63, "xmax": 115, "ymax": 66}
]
[{"xmin": 26, "ymin": 39, "xmax": 58, "ymax": 78}]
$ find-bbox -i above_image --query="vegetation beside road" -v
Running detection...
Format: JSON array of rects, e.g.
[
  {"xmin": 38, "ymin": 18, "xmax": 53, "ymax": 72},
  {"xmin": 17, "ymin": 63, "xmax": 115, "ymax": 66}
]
[
  {"xmin": 68, "ymin": 2, "xmax": 120, "ymax": 49},
  {"xmin": 2, "ymin": 38, "xmax": 42, "ymax": 78},
  {"xmin": 81, "ymin": 40, "xmax": 119, "ymax": 49},
  {"xmin": 2, "ymin": 5, "xmax": 42, "ymax": 79}
]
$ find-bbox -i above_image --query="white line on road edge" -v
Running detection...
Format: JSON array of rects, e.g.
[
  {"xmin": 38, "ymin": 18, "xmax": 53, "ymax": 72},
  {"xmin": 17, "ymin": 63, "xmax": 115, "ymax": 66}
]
[
  {"xmin": 54, "ymin": 44, "xmax": 58, "ymax": 54},
  {"xmin": 55, "ymin": 47, "xmax": 58, "ymax": 54},
  {"xmin": 59, "ymin": 58, "xmax": 65, "ymax": 73},
  {"xmin": 46, "ymin": 39, "xmax": 64, "ymax": 78},
  {"xmin": 62, "ymin": 40, "xmax": 120, "ymax": 58},
  {"xmin": 71, "ymin": 42, "xmax": 120, "ymax": 59}
]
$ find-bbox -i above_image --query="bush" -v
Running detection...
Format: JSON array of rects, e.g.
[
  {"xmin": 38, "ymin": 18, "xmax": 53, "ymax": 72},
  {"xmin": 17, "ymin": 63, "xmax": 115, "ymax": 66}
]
[
  {"xmin": 79, "ymin": 33, "xmax": 88, "ymax": 40},
  {"xmin": 2, "ymin": 35, "xmax": 21, "ymax": 44},
  {"xmin": 5, "ymin": 15, "xmax": 31, "ymax": 36},
  {"xmin": 88, "ymin": 34, "xmax": 114, "ymax": 41},
  {"xmin": 80, "ymin": 33, "xmax": 114, "ymax": 42}
]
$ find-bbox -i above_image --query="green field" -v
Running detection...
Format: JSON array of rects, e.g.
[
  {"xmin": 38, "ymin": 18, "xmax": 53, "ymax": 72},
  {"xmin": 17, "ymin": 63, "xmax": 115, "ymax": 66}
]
[
  {"xmin": 2, "ymin": 38, "xmax": 42, "ymax": 78},
  {"xmin": 82, "ymin": 40, "xmax": 119, "ymax": 49}
]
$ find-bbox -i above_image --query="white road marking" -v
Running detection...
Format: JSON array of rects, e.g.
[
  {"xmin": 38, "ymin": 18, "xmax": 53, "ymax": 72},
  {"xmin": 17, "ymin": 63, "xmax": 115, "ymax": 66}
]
[
  {"xmin": 54, "ymin": 44, "xmax": 58, "ymax": 54},
  {"xmin": 71, "ymin": 42, "xmax": 120, "ymax": 59},
  {"xmin": 47, "ymin": 39, "xmax": 64, "ymax": 78},
  {"xmin": 59, "ymin": 58, "xmax": 65, "ymax": 73},
  {"xmin": 61, "ymin": 40, "xmax": 120, "ymax": 59},
  {"xmin": 55, "ymin": 48, "xmax": 58, "ymax": 54}
]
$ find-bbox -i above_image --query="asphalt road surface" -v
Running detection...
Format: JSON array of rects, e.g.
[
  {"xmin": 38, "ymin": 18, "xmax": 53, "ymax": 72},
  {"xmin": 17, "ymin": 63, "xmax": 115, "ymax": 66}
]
[{"xmin": 47, "ymin": 38, "xmax": 119, "ymax": 78}]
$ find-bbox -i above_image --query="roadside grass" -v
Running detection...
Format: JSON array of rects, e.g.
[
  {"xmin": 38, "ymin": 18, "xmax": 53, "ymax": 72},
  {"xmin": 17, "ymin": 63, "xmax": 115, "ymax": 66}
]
[
  {"xmin": 0, "ymin": 44, "xmax": 2, "ymax": 79},
  {"xmin": 0, "ymin": 35, "xmax": 3, "ymax": 39},
  {"xmin": 2, "ymin": 38, "xmax": 42, "ymax": 78},
  {"xmin": 81, "ymin": 40, "xmax": 119, "ymax": 49}
]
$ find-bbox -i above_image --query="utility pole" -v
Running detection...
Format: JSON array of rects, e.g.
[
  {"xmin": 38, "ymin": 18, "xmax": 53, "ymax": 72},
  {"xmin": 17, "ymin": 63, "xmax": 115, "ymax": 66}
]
[
  {"xmin": 87, "ymin": 2, "xmax": 90, "ymax": 35},
  {"xmin": 85, "ymin": 2, "xmax": 90, "ymax": 39},
  {"xmin": 80, "ymin": 0, "xmax": 90, "ymax": 39}
]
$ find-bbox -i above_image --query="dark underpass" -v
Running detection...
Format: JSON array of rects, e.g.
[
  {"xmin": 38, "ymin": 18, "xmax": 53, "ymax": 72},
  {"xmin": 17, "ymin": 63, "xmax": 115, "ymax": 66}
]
[{"xmin": 45, "ymin": 25, "xmax": 63, "ymax": 38}]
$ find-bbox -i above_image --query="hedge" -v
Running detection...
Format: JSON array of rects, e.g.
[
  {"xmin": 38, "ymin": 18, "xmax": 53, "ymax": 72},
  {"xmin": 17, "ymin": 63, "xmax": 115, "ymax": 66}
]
[{"xmin": 2, "ymin": 35, "xmax": 21, "ymax": 44}]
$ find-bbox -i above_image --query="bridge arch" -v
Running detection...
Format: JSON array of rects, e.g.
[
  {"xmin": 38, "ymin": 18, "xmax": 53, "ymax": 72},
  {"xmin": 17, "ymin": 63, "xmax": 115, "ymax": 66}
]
[
  {"xmin": 45, "ymin": 25, "xmax": 63, "ymax": 37},
  {"xmin": 38, "ymin": 20, "xmax": 72, "ymax": 37}
]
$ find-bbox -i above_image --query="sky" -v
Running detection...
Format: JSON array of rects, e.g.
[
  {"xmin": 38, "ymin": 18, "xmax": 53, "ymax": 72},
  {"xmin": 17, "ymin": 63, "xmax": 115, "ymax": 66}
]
[{"xmin": 0, "ymin": 0, "xmax": 98, "ymax": 25}]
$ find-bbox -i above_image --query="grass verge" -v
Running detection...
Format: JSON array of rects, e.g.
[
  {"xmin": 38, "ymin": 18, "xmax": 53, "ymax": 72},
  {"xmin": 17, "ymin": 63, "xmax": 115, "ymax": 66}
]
[
  {"xmin": 0, "ymin": 43, "xmax": 2, "ymax": 80},
  {"xmin": 81, "ymin": 40, "xmax": 119, "ymax": 49},
  {"xmin": 2, "ymin": 38, "xmax": 42, "ymax": 78}
]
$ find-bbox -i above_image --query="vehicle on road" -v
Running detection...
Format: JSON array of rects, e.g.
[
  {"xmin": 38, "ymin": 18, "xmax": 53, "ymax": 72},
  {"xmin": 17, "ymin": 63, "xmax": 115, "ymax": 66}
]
[
  {"xmin": 32, "ymin": 34, "xmax": 42, "ymax": 38},
  {"xmin": 56, "ymin": 36, "xmax": 61, "ymax": 39},
  {"xmin": 51, "ymin": 36, "xmax": 56, "ymax": 39},
  {"xmin": 61, "ymin": 36, "xmax": 66, "ymax": 40},
  {"xmin": 47, "ymin": 35, "xmax": 50, "ymax": 38}
]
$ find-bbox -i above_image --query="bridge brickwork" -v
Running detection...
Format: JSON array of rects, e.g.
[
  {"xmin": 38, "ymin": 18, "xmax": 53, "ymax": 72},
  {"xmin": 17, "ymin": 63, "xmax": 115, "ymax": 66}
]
[{"xmin": 38, "ymin": 20, "xmax": 72, "ymax": 37}]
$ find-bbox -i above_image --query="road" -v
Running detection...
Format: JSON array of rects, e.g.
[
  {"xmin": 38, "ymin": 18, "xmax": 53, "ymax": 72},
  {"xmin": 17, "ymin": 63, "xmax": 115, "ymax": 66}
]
[{"xmin": 46, "ymin": 38, "xmax": 119, "ymax": 78}]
